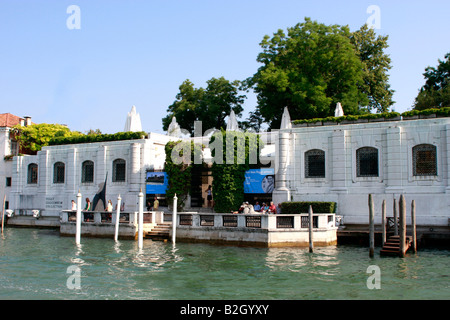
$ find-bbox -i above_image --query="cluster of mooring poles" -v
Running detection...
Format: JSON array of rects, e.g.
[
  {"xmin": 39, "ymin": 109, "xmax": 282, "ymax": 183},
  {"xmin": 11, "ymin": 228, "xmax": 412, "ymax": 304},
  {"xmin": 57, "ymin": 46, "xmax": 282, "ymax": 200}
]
[
  {"xmin": 75, "ymin": 189, "xmax": 144, "ymax": 248},
  {"xmin": 368, "ymin": 194, "xmax": 417, "ymax": 258},
  {"xmin": 74, "ymin": 190, "xmax": 179, "ymax": 249}
]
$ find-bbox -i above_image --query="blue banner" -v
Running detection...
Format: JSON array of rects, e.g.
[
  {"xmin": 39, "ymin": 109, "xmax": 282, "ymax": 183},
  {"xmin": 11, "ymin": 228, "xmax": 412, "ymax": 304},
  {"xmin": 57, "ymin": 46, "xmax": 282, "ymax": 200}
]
[
  {"xmin": 244, "ymin": 168, "xmax": 275, "ymax": 194},
  {"xmin": 146, "ymin": 172, "xmax": 168, "ymax": 194}
]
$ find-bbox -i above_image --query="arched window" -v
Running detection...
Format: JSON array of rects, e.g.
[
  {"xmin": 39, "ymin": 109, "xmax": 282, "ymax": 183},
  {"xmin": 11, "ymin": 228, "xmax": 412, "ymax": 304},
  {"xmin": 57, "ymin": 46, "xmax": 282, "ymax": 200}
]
[
  {"xmin": 413, "ymin": 144, "xmax": 437, "ymax": 176},
  {"xmin": 305, "ymin": 149, "xmax": 325, "ymax": 178},
  {"xmin": 113, "ymin": 159, "xmax": 126, "ymax": 182},
  {"xmin": 53, "ymin": 162, "xmax": 65, "ymax": 184},
  {"xmin": 27, "ymin": 163, "xmax": 38, "ymax": 184},
  {"xmin": 82, "ymin": 160, "xmax": 94, "ymax": 183},
  {"xmin": 356, "ymin": 147, "xmax": 378, "ymax": 177}
]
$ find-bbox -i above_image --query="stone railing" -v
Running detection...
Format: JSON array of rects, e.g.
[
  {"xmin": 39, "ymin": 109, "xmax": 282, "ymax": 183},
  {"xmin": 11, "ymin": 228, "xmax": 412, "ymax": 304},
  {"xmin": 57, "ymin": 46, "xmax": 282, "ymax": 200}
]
[
  {"xmin": 175, "ymin": 212, "xmax": 336, "ymax": 230},
  {"xmin": 60, "ymin": 210, "xmax": 167, "ymax": 226}
]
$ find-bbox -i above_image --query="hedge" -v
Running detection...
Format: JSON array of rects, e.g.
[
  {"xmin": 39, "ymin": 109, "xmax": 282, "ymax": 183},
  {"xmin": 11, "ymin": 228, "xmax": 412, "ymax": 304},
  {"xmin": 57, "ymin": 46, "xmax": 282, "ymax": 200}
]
[
  {"xmin": 49, "ymin": 131, "xmax": 148, "ymax": 146},
  {"xmin": 281, "ymin": 201, "xmax": 336, "ymax": 214},
  {"xmin": 292, "ymin": 112, "xmax": 400, "ymax": 125},
  {"xmin": 401, "ymin": 107, "xmax": 450, "ymax": 117},
  {"xmin": 292, "ymin": 107, "xmax": 450, "ymax": 125}
]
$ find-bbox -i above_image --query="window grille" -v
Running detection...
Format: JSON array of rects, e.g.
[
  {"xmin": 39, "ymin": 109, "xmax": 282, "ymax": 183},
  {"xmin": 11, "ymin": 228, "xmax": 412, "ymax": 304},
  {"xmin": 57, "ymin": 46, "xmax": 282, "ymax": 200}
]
[
  {"xmin": 27, "ymin": 163, "xmax": 38, "ymax": 184},
  {"xmin": 113, "ymin": 159, "xmax": 126, "ymax": 182},
  {"xmin": 305, "ymin": 149, "xmax": 325, "ymax": 178},
  {"xmin": 356, "ymin": 147, "xmax": 378, "ymax": 177},
  {"xmin": 413, "ymin": 144, "xmax": 437, "ymax": 176},
  {"xmin": 245, "ymin": 216, "xmax": 261, "ymax": 228},
  {"xmin": 82, "ymin": 160, "xmax": 94, "ymax": 183},
  {"xmin": 301, "ymin": 216, "xmax": 318, "ymax": 228},
  {"xmin": 200, "ymin": 215, "xmax": 214, "ymax": 226},
  {"xmin": 276, "ymin": 216, "xmax": 294, "ymax": 228},
  {"xmin": 53, "ymin": 162, "xmax": 65, "ymax": 184},
  {"xmin": 223, "ymin": 215, "xmax": 238, "ymax": 227},
  {"xmin": 179, "ymin": 214, "xmax": 193, "ymax": 226}
]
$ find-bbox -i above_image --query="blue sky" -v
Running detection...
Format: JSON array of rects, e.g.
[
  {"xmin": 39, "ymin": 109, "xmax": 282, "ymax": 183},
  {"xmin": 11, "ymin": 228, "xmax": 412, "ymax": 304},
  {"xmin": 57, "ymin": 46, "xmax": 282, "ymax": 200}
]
[{"xmin": 1, "ymin": 0, "xmax": 449, "ymax": 134}]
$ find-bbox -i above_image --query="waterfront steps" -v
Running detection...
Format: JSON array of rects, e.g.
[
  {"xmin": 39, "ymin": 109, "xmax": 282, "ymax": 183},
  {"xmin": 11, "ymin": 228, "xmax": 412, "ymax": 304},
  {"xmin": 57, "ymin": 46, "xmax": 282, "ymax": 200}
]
[
  {"xmin": 145, "ymin": 223, "xmax": 171, "ymax": 241},
  {"xmin": 380, "ymin": 235, "xmax": 412, "ymax": 257}
]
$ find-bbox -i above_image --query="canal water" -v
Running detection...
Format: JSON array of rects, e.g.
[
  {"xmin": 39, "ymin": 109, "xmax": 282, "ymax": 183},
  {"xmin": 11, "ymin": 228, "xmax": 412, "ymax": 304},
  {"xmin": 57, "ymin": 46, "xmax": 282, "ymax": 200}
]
[{"xmin": 0, "ymin": 228, "xmax": 448, "ymax": 300}]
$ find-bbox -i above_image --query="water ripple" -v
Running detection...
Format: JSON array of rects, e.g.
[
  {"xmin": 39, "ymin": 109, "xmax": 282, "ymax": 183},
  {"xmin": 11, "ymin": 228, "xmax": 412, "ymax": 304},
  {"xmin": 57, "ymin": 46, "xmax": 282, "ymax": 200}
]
[{"xmin": 0, "ymin": 229, "xmax": 448, "ymax": 299}]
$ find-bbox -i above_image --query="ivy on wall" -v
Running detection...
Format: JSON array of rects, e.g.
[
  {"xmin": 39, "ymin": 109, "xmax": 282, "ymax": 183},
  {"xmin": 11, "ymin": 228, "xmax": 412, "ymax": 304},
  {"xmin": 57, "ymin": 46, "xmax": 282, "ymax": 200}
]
[
  {"xmin": 164, "ymin": 131, "xmax": 263, "ymax": 213},
  {"xmin": 210, "ymin": 130, "xmax": 263, "ymax": 213},
  {"xmin": 164, "ymin": 140, "xmax": 203, "ymax": 211}
]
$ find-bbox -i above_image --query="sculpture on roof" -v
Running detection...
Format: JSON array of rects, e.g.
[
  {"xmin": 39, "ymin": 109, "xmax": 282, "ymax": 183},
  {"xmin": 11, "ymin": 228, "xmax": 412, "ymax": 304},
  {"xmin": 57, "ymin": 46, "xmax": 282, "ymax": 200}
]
[
  {"xmin": 226, "ymin": 110, "xmax": 240, "ymax": 132},
  {"xmin": 334, "ymin": 102, "xmax": 344, "ymax": 117},
  {"xmin": 167, "ymin": 116, "xmax": 182, "ymax": 138},
  {"xmin": 280, "ymin": 107, "xmax": 291, "ymax": 130},
  {"xmin": 124, "ymin": 106, "xmax": 143, "ymax": 132}
]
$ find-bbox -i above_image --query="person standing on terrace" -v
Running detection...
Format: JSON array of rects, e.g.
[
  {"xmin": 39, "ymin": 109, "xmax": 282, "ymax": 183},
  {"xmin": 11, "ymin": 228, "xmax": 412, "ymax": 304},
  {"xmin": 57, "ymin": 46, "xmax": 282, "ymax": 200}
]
[
  {"xmin": 85, "ymin": 198, "xmax": 91, "ymax": 211},
  {"xmin": 206, "ymin": 185, "xmax": 213, "ymax": 208}
]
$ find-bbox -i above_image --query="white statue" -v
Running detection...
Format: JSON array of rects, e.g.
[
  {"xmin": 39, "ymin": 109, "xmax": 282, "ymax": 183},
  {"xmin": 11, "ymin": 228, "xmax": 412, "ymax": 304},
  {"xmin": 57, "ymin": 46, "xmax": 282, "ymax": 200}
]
[
  {"xmin": 124, "ymin": 105, "xmax": 143, "ymax": 132},
  {"xmin": 334, "ymin": 102, "xmax": 344, "ymax": 117},
  {"xmin": 167, "ymin": 117, "xmax": 182, "ymax": 138},
  {"xmin": 280, "ymin": 107, "xmax": 292, "ymax": 129},
  {"xmin": 226, "ymin": 110, "xmax": 240, "ymax": 131}
]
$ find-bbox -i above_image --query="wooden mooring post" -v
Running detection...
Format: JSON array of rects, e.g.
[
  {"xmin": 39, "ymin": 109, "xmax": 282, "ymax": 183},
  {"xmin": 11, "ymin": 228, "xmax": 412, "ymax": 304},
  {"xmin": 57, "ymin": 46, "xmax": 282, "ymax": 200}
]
[
  {"xmin": 381, "ymin": 199, "xmax": 386, "ymax": 247},
  {"xmin": 399, "ymin": 195, "xmax": 407, "ymax": 258},
  {"xmin": 114, "ymin": 194, "xmax": 121, "ymax": 242},
  {"xmin": 138, "ymin": 189, "xmax": 144, "ymax": 249},
  {"xmin": 368, "ymin": 194, "xmax": 375, "ymax": 258},
  {"xmin": 75, "ymin": 190, "xmax": 82, "ymax": 245},
  {"xmin": 393, "ymin": 198, "xmax": 398, "ymax": 236},
  {"xmin": 411, "ymin": 200, "xmax": 417, "ymax": 253},
  {"xmin": 308, "ymin": 205, "xmax": 314, "ymax": 253},
  {"xmin": 172, "ymin": 194, "xmax": 178, "ymax": 244}
]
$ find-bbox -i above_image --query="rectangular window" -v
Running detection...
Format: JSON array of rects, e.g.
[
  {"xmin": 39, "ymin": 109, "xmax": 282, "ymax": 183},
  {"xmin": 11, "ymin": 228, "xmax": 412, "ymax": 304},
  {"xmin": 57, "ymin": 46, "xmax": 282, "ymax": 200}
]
[
  {"xmin": 53, "ymin": 162, "xmax": 65, "ymax": 184},
  {"xmin": 305, "ymin": 149, "xmax": 325, "ymax": 178},
  {"xmin": 413, "ymin": 144, "xmax": 437, "ymax": 176},
  {"xmin": 357, "ymin": 147, "xmax": 379, "ymax": 177},
  {"xmin": 82, "ymin": 161, "xmax": 94, "ymax": 183},
  {"xmin": 28, "ymin": 164, "xmax": 38, "ymax": 184},
  {"xmin": 113, "ymin": 159, "xmax": 126, "ymax": 182}
]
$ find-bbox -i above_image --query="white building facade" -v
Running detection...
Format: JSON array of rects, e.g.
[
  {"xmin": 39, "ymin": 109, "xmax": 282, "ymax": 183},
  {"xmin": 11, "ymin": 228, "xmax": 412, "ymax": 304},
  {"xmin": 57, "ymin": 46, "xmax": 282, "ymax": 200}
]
[
  {"xmin": 9, "ymin": 132, "xmax": 175, "ymax": 227},
  {"xmin": 6, "ymin": 109, "xmax": 450, "ymax": 229},
  {"xmin": 273, "ymin": 116, "xmax": 450, "ymax": 227}
]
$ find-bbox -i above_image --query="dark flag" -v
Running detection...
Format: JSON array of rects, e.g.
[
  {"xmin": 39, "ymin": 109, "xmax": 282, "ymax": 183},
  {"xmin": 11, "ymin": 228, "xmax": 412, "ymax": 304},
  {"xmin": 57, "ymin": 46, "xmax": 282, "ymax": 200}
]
[{"xmin": 92, "ymin": 173, "xmax": 107, "ymax": 211}]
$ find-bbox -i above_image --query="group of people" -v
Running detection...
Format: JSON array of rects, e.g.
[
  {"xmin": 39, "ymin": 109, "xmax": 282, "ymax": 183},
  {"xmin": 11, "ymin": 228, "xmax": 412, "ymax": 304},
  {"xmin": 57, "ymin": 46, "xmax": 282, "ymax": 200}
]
[
  {"xmin": 70, "ymin": 198, "xmax": 125, "ymax": 212},
  {"xmin": 146, "ymin": 197, "xmax": 159, "ymax": 211},
  {"xmin": 234, "ymin": 201, "xmax": 279, "ymax": 214}
]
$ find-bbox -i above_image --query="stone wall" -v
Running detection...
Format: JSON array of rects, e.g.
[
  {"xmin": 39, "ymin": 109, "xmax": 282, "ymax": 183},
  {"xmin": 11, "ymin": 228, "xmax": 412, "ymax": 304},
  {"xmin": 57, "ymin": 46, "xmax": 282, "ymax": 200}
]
[{"xmin": 274, "ymin": 118, "xmax": 450, "ymax": 226}]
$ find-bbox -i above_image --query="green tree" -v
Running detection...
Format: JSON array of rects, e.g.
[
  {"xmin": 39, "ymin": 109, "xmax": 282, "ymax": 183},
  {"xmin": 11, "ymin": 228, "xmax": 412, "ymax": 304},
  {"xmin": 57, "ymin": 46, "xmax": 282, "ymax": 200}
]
[
  {"xmin": 162, "ymin": 77, "xmax": 246, "ymax": 135},
  {"xmin": 12, "ymin": 123, "xmax": 83, "ymax": 153},
  {"xmin": 350, "ymin": 24, "xmax": 394, "ymax": 112},
  {"xmin": 414, "ymin": 53, "xmax": 450, "ymax": 110},
  {"xmin": 162, "ymin": 79, "xmax": 203, "ymax": 135},
  {"xmin": 248, "ymin": 18, "xmax": 393, "ymax": 129}
]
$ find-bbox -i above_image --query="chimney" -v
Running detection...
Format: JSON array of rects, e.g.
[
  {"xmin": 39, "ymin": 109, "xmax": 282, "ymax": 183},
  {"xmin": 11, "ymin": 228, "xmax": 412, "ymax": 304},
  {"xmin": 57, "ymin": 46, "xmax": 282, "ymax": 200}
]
[
  {"xmin": 24, "ymin": 116, "xmax": 31, "ymax": 126},
  {"xmin": 20, "ymin": 118, "xmax": 25, "ymax": 126}
]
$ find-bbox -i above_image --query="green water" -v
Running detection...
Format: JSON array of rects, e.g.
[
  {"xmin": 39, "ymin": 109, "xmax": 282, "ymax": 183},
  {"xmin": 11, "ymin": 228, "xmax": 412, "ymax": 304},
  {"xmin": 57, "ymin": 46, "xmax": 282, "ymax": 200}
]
[{"xmin": 0, "ymin": 228, "xmax": 448, "ymax": 300}]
